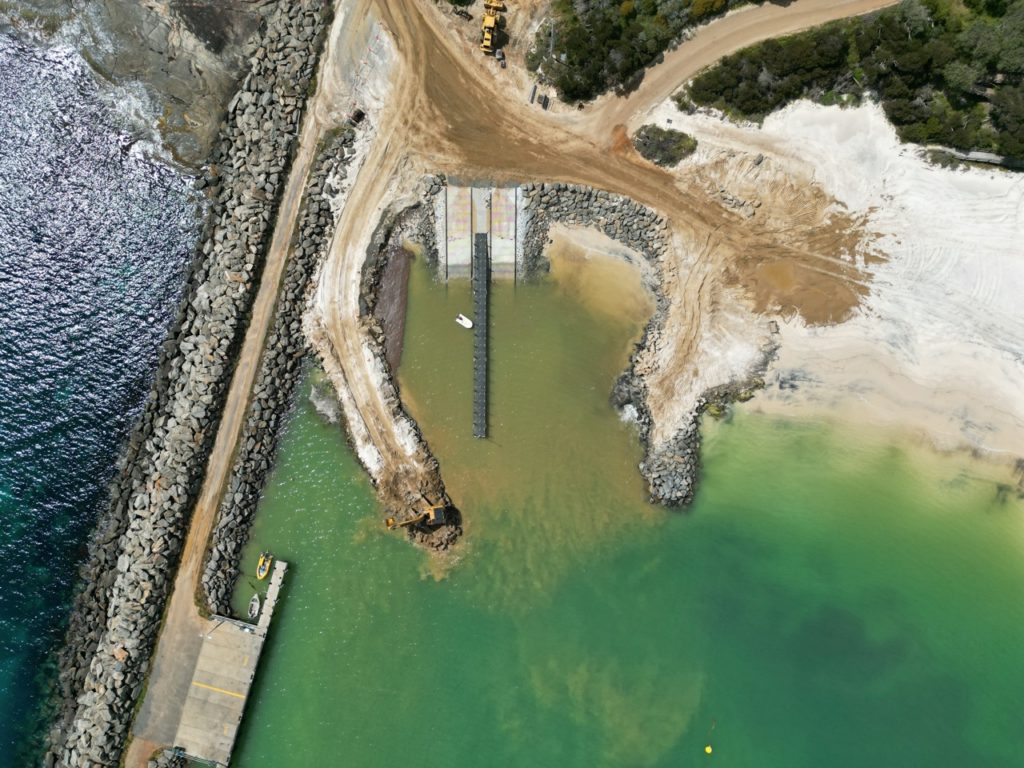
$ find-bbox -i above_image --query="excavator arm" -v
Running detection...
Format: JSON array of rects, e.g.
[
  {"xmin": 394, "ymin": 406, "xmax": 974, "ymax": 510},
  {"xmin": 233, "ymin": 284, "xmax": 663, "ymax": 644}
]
[
  {"xmin": 385, "ymin": 503, "xmax": 448, "ymax": 530},
  {"xmin": 385, "ymin": 511, "xmax": 428, "ymax": 530}
]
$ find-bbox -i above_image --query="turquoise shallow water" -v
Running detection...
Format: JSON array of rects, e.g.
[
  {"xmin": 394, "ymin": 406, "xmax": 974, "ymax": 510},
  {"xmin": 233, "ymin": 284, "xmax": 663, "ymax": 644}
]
[
  {"xmin": 230, "ymin": 253, "xmax": 1024, "ymax": 767},
  {"xmin": 230, "ymin": 384, "xmax": 1024, "ymax": 767},
  {"xmin": 0, "ymin": 30, "xmax": 198, "ymax": 754}
]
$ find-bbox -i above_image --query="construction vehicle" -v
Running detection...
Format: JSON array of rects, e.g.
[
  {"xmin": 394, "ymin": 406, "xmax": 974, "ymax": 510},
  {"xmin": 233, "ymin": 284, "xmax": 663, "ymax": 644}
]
[
  {"xmin": 386, "ymin": 504, "xmax": 447, "ymax": 531},
  {"xmin": 480, "ymin": 0, "xmax": 504, "ymax": 55}
]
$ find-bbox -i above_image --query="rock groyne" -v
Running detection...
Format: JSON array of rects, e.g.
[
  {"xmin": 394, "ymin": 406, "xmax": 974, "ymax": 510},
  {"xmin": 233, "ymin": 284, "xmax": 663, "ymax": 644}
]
[
  {"xmin": 147, "ymin": 749, "xmax": 186, "ymax": 768},
  {"xmin": 520, "ymin": 182, "xmax": 710, "ymax": 507},
  {"xmin": 201, "ymin": 129, "xmax": 358, "ymax": 615},
  {"xmin": 45, "ymin": 2, "xmax": 330, "ymax": 765}
]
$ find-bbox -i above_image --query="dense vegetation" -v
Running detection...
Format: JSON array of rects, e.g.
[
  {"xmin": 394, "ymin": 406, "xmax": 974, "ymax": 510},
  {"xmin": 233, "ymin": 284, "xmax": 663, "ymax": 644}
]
[
  {"xmin": 633, "ymin": 124, "xmax": 699, "ymax": 165},
  {"xmin": 683, "ymin": 0, "xmax": 1024, "ymax": 158},
  {"xmin": 528, "ymin": 0, "xmax": 749, "ymax": 102}
]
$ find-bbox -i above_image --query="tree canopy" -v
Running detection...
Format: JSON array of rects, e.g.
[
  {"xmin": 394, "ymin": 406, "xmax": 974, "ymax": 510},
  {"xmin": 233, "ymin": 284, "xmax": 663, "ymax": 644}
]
[
  {"xmin": 684, "ymin": 0, "xmax": 1024, "ymax": 159},
  {"xmin": 528, "ymin": 0, "xmax": 748, "ymax": 102}
]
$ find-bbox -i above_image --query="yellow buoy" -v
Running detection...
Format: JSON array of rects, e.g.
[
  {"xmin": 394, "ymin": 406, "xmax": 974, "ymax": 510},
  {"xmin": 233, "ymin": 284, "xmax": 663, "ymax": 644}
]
[{"xmin": 705, "ymin": 745, "xmax": 713, "ymax": 755}]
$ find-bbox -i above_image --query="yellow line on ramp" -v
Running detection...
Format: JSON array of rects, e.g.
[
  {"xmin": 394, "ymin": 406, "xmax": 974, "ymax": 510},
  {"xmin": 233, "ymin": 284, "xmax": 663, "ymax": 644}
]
[{"xmin": 191, "ymin": 680, "xmax": 245, "ymax": 700}]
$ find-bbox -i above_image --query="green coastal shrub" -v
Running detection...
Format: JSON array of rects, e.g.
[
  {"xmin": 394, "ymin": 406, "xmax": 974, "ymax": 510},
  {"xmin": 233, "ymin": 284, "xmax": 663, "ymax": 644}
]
[
  {"xmin": 683, "ymin": 0, "xmax": 1024, "ymax": 159},
  {"xmin": 632, "ymin": 125, "xmax": 698, "ymax": 166},
  {"xmin": 530, "ymin": 0, "xmax": 752, "ymax": 103}
]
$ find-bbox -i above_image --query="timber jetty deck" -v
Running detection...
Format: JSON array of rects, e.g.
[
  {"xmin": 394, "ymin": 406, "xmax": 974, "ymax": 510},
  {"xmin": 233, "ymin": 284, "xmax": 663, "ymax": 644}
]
[
  {"xmin": 173, "ymin": 559, "xmax": 288, "ymax": 766},
  {"xmin": 473, "ymin": 233, "xmax": 489, "ymax": 438}
]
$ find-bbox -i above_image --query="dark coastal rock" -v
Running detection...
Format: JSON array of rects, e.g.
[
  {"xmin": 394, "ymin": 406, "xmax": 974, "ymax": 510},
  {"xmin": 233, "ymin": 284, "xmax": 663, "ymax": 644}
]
[
  {"xmin": 148, "ymin": 748, "xmax": 186, "ymax": 768},
  {"xmin": 77, "ymin": 0, "xmax": 275, "ymax": 167},
  {"xmin": 640, "ymin": 414, "xmax": 703, "ymax": 507},
  {"xmin": 27, "ymin": 0, "xmax": 298, "ymax": 165},
  {"xmin": 45, "ymin": 2, "xmax": 332, "ymax": 765}
]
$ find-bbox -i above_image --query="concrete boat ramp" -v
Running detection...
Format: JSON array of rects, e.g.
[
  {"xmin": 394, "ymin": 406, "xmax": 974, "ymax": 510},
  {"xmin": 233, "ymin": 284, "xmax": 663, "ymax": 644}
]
[
  {"xmin": 438, "ymin": 182, "xmax": 522, "ymax": 441},
  {"xmin": 439, "ymin": 182, "xmax": 520, "ymax": 279},
  {"xmin": 160, "ymin": 560, "xmax": 288, "ymax": 766}
]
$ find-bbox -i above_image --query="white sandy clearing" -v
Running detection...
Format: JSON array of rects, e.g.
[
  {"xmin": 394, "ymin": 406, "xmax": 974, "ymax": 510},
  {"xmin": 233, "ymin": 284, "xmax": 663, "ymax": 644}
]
[{"xmin": 649, "ymin": 100, "xmax": 1024, "ymax": 458}]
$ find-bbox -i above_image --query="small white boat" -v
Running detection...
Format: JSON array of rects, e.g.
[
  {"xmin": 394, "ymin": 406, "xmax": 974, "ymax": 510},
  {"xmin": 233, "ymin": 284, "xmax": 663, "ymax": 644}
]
[
  {"xmin": 455, "ymin": 313, "xmax": 473, "ymax": 329},
  {"xmin": 248, "ymin": 593, "xmax": 261, "ymax": 620}
]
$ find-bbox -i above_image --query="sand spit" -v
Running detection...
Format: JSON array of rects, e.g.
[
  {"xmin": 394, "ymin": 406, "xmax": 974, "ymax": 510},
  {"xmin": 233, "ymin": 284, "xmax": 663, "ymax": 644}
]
[
  {"xmin": 650, "ymin": 100, "xmax": 1024, "ymax": 459},
  {"xmin": 305, "ymin": 3, "xmax": 464, "ymax": 555},
  {"xmin": 308, "ymin": 193, "xmax": 461, "ymax": 552}
]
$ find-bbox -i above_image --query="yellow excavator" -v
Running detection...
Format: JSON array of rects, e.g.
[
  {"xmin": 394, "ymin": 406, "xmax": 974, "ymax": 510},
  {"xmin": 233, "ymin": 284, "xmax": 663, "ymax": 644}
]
[
  {"xmin": 480, "ymin": 0, "xmax": 504, "ymax": 55},
  {"xmin": 386, "ymin": 503, "xmax": 447, "ymax": 531}
]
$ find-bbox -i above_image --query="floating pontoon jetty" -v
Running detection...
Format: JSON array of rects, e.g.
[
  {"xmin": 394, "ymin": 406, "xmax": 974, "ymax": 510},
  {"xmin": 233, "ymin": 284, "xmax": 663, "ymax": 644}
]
[{"xmin": 473, "ymin": 233, "xmax": 490, "ymax": 438}]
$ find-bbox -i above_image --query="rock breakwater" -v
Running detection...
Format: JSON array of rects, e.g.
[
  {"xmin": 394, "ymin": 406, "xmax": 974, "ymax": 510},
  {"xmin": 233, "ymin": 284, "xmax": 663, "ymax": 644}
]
[
  {"xmin": 201, "ymin": 130, "xmax": 358, "ymax": 615},
  {"xmin": 44, "ymin": 2, "xmax": 330, "ymax": 765},
  {"xmin": 521, "ymin": 181, "xmax": 755, "ymax": 507},
  {"xmin": 348, "ymin": 182, "xmax": 461, "ymax": 553},
  {"xmin": 519, "ymin": 182, "xmax": 672, "ymax": 285},
  {"xmin": 147, "ymin": 748, "xmax": 186, "ymax": 768}
]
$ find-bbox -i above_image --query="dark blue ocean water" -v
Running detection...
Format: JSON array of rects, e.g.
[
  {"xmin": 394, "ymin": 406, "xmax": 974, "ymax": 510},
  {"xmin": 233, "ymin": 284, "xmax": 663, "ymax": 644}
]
[{"xmin": 0, "ymin": 31, "xmax": 198, "ymax": 753}]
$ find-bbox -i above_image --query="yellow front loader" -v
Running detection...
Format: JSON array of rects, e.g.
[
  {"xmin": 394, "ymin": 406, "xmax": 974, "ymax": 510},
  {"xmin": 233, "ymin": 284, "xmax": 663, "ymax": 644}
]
[{"xmin": 480, "ymin": 0, "xmax": 504, "ymax": 54}]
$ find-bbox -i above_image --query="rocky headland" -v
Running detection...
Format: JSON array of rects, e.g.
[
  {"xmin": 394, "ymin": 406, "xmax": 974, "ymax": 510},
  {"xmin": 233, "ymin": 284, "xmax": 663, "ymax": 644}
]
[{"xmin": 3, "ymin": 0, "xmax": 288, "ymax": 168}]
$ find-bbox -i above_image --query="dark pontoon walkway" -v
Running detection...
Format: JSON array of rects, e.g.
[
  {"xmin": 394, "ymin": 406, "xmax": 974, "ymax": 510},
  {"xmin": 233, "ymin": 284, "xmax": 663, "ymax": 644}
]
[{"xmin": 472, "ymin": 233, "xmax": 489, "ymax": 438}]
